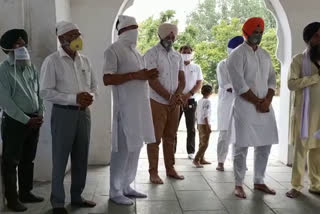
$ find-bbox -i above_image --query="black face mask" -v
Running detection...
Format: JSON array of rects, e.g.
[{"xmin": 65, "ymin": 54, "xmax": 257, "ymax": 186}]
[
  {"xmin": 309, "ymin": 44, "xmax": 320, "ymax": 61},
  {"xmin": 161, "ymin": 39, "xmax": 173, "ymax": 52},
  {"xmin": 248, "ymin": 33, "xmax": 263, "ymax": 45}
]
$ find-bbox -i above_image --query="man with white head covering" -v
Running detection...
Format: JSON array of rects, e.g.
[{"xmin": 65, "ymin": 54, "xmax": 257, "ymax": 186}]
[
  {"xmin": 40, "ymin": 21, "xmax": 97, "ymax": 214},
  {"xmin": 144, "ymin": 23, "xmax": 186, "ymax": 184},
  {"xmin": 286, "ymin": 22, "xmax": 320, "ymax": 198},
  {"xmin": 0, "ymin": 29, "xmax": 44, "ymax": 212},
  {"xmin": 227, "ymin": 17, "xmax": 278, "ymax": 199},
  {"xmin": 103, "ymin": 15, "xmax": 158, "ymax": 205},
  {"xmin": 216, "ymin": 36, "xmax": 244, "ymax": 172}
]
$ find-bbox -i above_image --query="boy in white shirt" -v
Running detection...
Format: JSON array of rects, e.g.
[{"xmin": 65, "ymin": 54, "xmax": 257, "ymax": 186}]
[{"xmin": 193, "ymin": 85, "xmax": 213, "ymax": 168}]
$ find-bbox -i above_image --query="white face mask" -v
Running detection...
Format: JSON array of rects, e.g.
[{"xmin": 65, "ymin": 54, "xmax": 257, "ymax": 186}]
[
  {"xmin": 119, "ymin": 29, "xmax": 138, "ymax": 46},
  {"xmin": 14, "ymin": 47, "xmax": 31, "ymax": 60},
  {"xmin": 181, "ymin": 53, "xmax": 193, "ymax": 62}
]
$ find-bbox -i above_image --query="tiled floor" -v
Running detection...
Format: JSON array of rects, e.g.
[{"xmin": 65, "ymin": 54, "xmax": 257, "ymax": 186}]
[{"xmin": 1, "ymin": 129, "xmax": 320, "ymax": 214}]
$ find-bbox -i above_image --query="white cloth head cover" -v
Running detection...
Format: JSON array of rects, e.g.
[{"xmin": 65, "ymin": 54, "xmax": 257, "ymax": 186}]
[
  {"xmin": 117, "ymin": 15, "xmax": 138, "ymax": 31},
  {"xmin": 56, "ymin": 21, "xmax": 80, "ymax": 36},
  {"xmin": 158, "ymin": 23, "xmax": 178, "ymax": 39}
]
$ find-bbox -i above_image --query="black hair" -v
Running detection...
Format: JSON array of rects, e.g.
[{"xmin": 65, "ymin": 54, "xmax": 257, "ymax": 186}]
[
  {"xmin": 179, "ymin": 45, "xmax": 193, "ymax": 53},
  {"xmin": 201, "ymin": 84, "xmax": 213, "ymax": 96}
]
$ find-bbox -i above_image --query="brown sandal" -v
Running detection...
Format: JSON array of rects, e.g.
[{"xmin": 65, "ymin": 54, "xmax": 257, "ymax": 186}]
[
  {"xmin": 286, "ymin": 189, "xmax": 301, "ymax": 198},
  {"xmin": 234, "ymin": 186, "xmax": 247, "ymax": 199},
  {"xmin": 254, "ymin": 184, "xmax": 276, "ymax": 195}
]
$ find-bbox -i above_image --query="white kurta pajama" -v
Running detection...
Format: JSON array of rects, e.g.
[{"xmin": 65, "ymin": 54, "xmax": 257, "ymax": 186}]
[
  {"xmin": 216, "ymin": 59, "xmax": 235, "ymax": 163},
  {"xmin": 103, "ymin": 39, "xmax": 155, "ymax": 199},
  {"xmin": 227, "ymin": 42, "xmax": 278, "ymax": 186}
]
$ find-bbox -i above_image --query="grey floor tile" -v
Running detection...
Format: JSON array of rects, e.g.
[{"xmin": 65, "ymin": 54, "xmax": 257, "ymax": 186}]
[
  {"xmin": 135, "ymin": 183, "xmax": 177, "ymax": 201},
  {"xmin": 267, "ymin": 173, "xmax": 293, "ymax": 182},
  {"xmin": 171, "ymin": 175, "xmax": 211, "ymax": 191},
  {"xmin": 274, "ymin": 207, "xmax": 320, "ymax": 214},
  {"xmin": 136, "ymin": 200, "xmax": 182, "ymax": 214},
  {"xmin": 263, "ymin": 189, "xmax": 320, "ymax": 210},
  {"xmin": 202, "ymin": 171, "xmax": 235, "ymax": 183},
  {"xmin": 184, "ymin": 211, "xmax": 228, "ymax": 214},
  {"xmin": 243, "ymin": 175, "xmax": 286, "ymax": 190},
  {"xmin": 221, "ymin": 200, "xmax": 274, "ymax": 214},
  {"xmin": 207, "ymin": 182, "xmax": 265, "ymax": 201},
  {"xmin": 176, "ymin": 191, "xmax": 224, "ymax": 211}
]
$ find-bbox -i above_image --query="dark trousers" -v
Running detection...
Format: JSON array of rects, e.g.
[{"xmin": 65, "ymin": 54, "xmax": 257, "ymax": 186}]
[
  {"xmin": 1, "ymin": 113, "xmax": 39, "ymax": 201},
  {"xmin": 50, "ymin": 105, "xmax": 91, "ymax": 208},
  {"xmin": 174, "ymin": 99, "xmax": 196, "ymax": 154}
]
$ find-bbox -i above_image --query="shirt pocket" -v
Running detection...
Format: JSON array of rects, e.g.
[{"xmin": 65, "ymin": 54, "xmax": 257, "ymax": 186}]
[
  {"xmin": 81, "ymin": 68, "xmax": 91, "ymax": 87},
  {"xmin": 27, "ymin": 74, "xmax": 38, "ymax": 93}
]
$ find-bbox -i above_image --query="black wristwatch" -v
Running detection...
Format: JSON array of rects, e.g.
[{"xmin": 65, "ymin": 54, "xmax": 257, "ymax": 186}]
[{"xmin": 189, "ymin": 91, "xmax": 194, "ymax": 96}]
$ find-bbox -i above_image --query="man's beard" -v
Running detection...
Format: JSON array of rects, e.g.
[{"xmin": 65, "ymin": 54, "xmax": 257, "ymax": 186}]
[{"xmin": 309, "ymin": 44, "xmax": 320, "ymax": 62}]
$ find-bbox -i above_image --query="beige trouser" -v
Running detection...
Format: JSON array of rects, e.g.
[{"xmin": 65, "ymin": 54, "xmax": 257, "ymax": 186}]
[
  {"xmin": 291, "ymin": 141, "xmax": 320, "ymax": 192},
  {"xmin": 194, "ymin": 125, "xmax": 211, "ymax": 162},
  {"xmin": 147, "ymin": 99, "xmax": 180, "ymax": 175}
]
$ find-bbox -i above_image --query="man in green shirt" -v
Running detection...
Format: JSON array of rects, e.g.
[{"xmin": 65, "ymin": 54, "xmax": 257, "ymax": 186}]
[{"xmin": 0, "ymin": 29, "xmax": 44, "ymax": 212}]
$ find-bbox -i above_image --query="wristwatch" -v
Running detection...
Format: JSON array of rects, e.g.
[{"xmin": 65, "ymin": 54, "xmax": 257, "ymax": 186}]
[{"xmin": 189, "ymin": 91, "xmax": 194, "ymax": 96}]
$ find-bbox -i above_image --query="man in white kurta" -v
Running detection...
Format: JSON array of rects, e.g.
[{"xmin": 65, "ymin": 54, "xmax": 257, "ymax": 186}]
[
  {"xmin": 227, "ymin": 17, "xmax": 278, "ymax": 199},
  {"xmin": 216, "ymin": 36, "xmax": 244, "ymax": 171},
  {"xmin": 103, "ymin": 15, "xmax": 158, "ymax": 205}
]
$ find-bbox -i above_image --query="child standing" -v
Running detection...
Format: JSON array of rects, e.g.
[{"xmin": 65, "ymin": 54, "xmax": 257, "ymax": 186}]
[{"xmin": 193, "ymin": 85, "xmax": 213, "ymax": 168}]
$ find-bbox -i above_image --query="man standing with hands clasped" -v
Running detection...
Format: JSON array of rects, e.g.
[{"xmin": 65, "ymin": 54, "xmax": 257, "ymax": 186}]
[
  {"xmin": 227, "ymin": 17, "xmax": 278, "ymax": 199},
  {"xmin": 40, "ymin": 21, "xmax": 98, "ymax": 214}
]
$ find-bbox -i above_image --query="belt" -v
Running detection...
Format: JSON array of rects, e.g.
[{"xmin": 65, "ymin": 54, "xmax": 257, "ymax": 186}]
[{"xmin": 53, "ymin": 104, "xmax": 87, "ymax": 111}]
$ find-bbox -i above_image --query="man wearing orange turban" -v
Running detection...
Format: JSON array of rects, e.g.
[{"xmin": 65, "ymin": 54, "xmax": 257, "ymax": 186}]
[{"xmin": 227, "ymin": 17, "xmax": 278, "ymax": 199}]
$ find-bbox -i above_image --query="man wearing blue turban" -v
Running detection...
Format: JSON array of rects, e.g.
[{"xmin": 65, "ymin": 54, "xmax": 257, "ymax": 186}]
[{"xmin": 216, "ymin": 36, "xmax": 244, "ymax": 172}]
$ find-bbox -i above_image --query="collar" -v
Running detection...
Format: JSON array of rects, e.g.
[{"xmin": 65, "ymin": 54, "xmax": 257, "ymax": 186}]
[
  {"xmin": 7, "ymin": 55, "xmax": 14, "ymax": 66},
  {"xmin": 58, "ymin": 47, "xmax": 80, "ymax": 59},
  {"xmin": 244, "ymin": 42, "xmax": 260, "ymax": 52},
  {"xmin": 157, "ymin": 42, "xmax": 172, "ymax": 53}
]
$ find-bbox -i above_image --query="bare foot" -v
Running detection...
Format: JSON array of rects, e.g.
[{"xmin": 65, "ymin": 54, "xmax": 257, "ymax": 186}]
[
  {"xmin": 234, "ymin": 186, "xmax": 247, "ymax": 199},
  {"xmin": 286, "ymin": 188, "xmax": 301, "ymax": 198},
  {"xmin": 254, "ymin": 184, "xmax": 276, "ymax": 195},
  {"xmin": 200, "ymin": 159, "xmax": 211, "ymax": 165},
  {"xmin": 193, "ymin": 160, "xmax": 204, "ymax": 168},
  {"xmin": 167, "ymin": 169, "xmax": 184, "ymax": 180},
  {"xmin": 216, "ymin": 163, "xmax": 224, "ymax": 171},
  {"xmin": 150, "ymin": 174, "xmax": 164, "ymax": 184}
]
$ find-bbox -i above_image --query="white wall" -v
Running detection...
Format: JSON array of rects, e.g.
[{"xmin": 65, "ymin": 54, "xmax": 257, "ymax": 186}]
[{"xmin": 70, "ymin": 0, "xmax": 125, "ymax": 165}]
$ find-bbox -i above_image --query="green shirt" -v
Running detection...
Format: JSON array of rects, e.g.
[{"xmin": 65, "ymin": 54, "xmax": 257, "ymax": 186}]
[{"xmin": 0, "ymin": 58, "xmax": 43, "ymax": 124}]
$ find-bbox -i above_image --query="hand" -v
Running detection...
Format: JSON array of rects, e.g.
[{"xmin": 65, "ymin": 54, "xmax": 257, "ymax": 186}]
[
  {"xmin": 256, "ymin": 98, "xmax": 270, "ymax": 113},
  {"xmin": 27, "ymin": 116, "xmax": 43, "ymax": 129},
  {"xmin": 169, "ymin": 94, "xmax": 183, "ymax": 106},
  {"xmin": 182, "ymin": 93, "xmax": 192, "ymax": 105},
  {"xmin": 134, "ymin": 68, "xmax": 159, "ymax": 80},
  {"xmin": 76, "ymin": 92, "xmax": 93, "ymax": 107},
  {"xmin": 227, "ymin": 88, "xmax": 233, "ymax": 93}
]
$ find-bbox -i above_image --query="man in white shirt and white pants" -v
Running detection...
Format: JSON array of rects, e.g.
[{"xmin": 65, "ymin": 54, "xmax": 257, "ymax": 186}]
[
  {"xmin": 216, "ymin": 36, "xmax": 244, "ymax": 171},
  {"xmin": 175, "ymin": 45, "xmax": 203, "ymax": 160},
  {"xmin": 103, "ymin": 15, "xmax": 158, "ymax": 205},
  {"xmin": 227, "ymin": 17, "xmax": 278, "ymax": 199},
  {"xmin": 144, "ymin": 23, "xmax": 186, "ymax": 184},
  {"xmin": 40, "ymin": 21, "xmax": 97, "ymax": 214}
]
